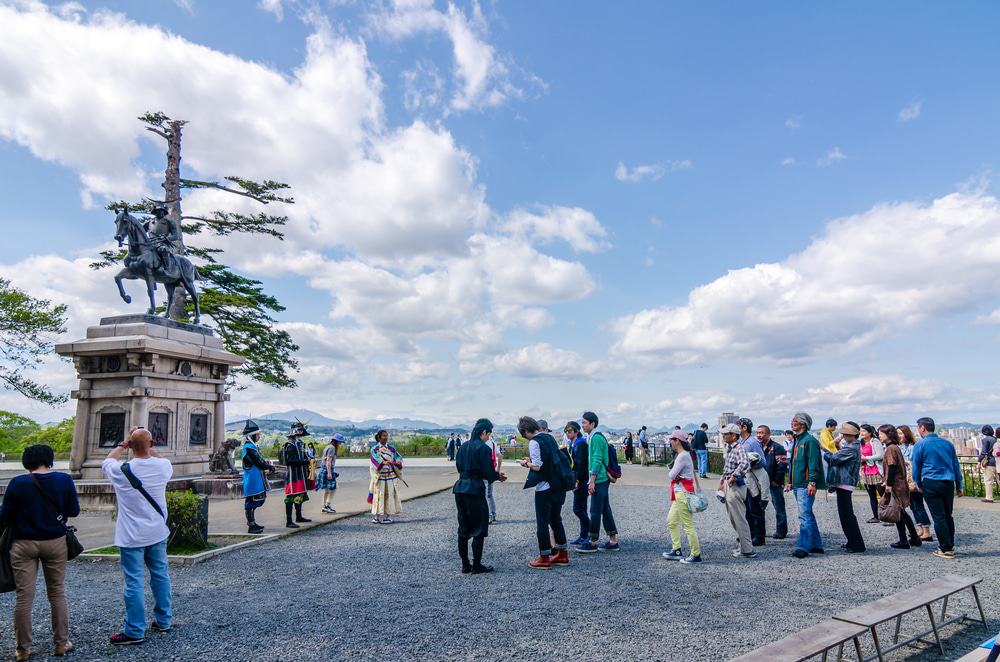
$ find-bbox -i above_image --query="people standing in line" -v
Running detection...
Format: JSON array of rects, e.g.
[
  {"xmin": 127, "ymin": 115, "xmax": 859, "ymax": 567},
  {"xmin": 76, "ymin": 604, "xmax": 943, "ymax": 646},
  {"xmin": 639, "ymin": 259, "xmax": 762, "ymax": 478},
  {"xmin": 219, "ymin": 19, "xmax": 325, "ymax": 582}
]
[
  {"xmin": 638, "ymin": 426, "xmax": 650, "ymax": 466},
  {"xmin": 738, "ymin": 418, "xmax": 767, "ymax": 547},
  {"xmin": 879, "ymin": 424, "xmax": 922, "ymax": 550},
  {"xmin": 577, "ymin": 411, "xmax": 621, "ymax": 553},
  {"xmin": 484, "ymin": 427, "xmax": 501, "ymax": 524},
  {"xmin": 518, "ymin": 417, "xmax": 570, "ymax": 569},
  {"xmin": 662, "ymin": 430, "xmax": 702, "ymax": 564},
  {"xmin": 782, "ymin": 430, "xmax": 795, "ymax": 453},
  {"xmin": 899, "ymin": 424, "xmax": 933, "ymax": 541},
  {"xmin": 102, "ymin": 428, "xmax": 173, "ymax": 645},
  {"xmin": 282, "ymin": 421, "xmax": 314, "ymax": 528},
  {"xmin": 789, "ymin": 412, "xmax": 825, "ymax": 559},
  {"xmin": 758, "ymin": 425, "xmax": 788, "ymax": 539},
  {"xmin": 453, "ymin": 418, "xmax": 506, "ymax": 574},
  {"xmin": 819, "ymin": 418, "xmax": 838, "ymax": 453},
  {"xmin": 622, "ymin": 431, "xmax": 635, "ymax": 465},
  {"xmin": 911, "ymin": 417, "xmax": 963, "ymax": 559},
  {"xmin": 692, "ymin": 423, "xmax": 710, "ymax": 477},
  {"xmin": 369, "ymin": 430, "xmax": 403, "ymax": 524},
  {"xmin": 859, "ymin": 424, "xmax": 885, "ymax": 524},
  {"xmin": 978, "ymin": 425, "xmax": 997, "ymax": 503},
  {"xmin": 317, "ymin": 434, "xmax": 344, "ymax": 514},
  {"xmin": 0, "ymin": 444, "xmax": 79, "ymax": 660},
  {"xmin": 240, "ymin": 420, "xmax": 272, "ymax": 533},
  {"xmin": 822, "ymin": 423, "xmax": 866, "ymax": 554},
  {"xmin": 717, "ymin": 424, "xmax": 755, "ymax": 558},
  {"xmin": 565, "ymin": 421, "xmax": 590, "ymax": 545}
]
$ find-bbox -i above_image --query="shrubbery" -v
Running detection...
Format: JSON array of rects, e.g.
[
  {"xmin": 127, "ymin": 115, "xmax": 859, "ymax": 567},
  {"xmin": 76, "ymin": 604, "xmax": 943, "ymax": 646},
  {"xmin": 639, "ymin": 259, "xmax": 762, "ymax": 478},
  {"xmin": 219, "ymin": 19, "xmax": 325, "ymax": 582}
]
[{"xmin": 165, "ymin": 490, "xmax": 209, "ymax": 551}]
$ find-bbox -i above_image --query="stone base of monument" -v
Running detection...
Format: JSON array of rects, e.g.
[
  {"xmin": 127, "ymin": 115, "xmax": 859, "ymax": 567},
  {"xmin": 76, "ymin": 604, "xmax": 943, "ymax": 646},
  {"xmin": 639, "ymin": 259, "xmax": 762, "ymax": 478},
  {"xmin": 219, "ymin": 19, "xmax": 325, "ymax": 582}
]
[
  {"xmin": 74, "ymin": 477, "xmax": 199, "ymax": 510},
  {"xmin": 55, "ymin": 314, "xmax": 245, "ymax": 482},
  {"xmin": 192, "ymin": 474, "xmax": 287, "ymax": 499}
]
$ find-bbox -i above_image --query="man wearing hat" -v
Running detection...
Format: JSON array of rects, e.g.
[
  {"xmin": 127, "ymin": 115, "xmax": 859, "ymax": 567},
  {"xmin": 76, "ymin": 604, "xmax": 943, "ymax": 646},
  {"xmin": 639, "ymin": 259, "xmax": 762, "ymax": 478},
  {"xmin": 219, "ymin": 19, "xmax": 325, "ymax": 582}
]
[
  {"xmin": 718, "ymin": 424, "xmax": 755, "ymax": 558},
  {"xmin": 822, "ymin": 422, "xmax": 866, "ymax": 553},
  {"xmin": 317, "ymin": 434, "xmax": 345, "ymax": 514},
  {"xmin": 788, "ymin": 412, "xmax": 826, "ymax": 558},
  {"xmin": 240, "ymin": 420, "xmax": 273, "ymax": 534},
  {"xmin": 281, "ymin": 421, "xmax": 314, "ymax": 528}
]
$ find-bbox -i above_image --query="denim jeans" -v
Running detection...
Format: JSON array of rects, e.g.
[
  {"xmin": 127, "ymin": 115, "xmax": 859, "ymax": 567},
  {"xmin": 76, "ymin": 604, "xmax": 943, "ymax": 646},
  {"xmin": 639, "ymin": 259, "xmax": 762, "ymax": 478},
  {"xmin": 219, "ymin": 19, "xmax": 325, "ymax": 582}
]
[
  {"xmin": 572, "ymin": 483, "xmax": 590, "ymax": 537},
  {"xmin": 921, "ymin": 479, "xmax": 956, "ymax": 552},
  {"xmin": 793, "ymin": 487, "xmax": 822, "ymax": 552},
  {"xmin": 588, "ymin": 480, "xmax": 618, "ymax": 541},
  {"xmin": 696, "ymin": 450, "xmax": 709, "ymax": 477},
  {"xmin": 119, "ymin": 539, "xmax": 172, "ymax": 638},
  {"xmin": 534, "ymin": 490, "xmax": 567, "ymax": 555},
  {"xmin": 909, "ymin": 490, "xmax": 930, "ymax": 527},
  {"xmin": 770, "ymin": 486, "xmax": 788, "ymax": 536}
]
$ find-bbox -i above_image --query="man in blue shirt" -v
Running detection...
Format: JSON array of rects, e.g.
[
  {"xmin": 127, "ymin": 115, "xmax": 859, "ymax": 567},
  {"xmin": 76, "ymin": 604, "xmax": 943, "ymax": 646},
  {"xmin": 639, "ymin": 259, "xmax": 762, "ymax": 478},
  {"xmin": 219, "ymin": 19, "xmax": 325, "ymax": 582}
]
[
  {"xmin": 692, "ymin": 423, "xmax": 710, "ymax": 477},
  {"xmin": 911, "ymin": 417, "xmax": 964, "ymax": 559}
]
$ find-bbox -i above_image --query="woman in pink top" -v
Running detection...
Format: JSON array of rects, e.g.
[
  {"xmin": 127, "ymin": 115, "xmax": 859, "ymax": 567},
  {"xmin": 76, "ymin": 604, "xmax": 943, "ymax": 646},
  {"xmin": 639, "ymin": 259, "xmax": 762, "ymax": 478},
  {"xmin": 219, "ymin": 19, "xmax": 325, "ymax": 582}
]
[{"xmin": 859, "ymin": 423, "xmax": 885, "ymax": 523}]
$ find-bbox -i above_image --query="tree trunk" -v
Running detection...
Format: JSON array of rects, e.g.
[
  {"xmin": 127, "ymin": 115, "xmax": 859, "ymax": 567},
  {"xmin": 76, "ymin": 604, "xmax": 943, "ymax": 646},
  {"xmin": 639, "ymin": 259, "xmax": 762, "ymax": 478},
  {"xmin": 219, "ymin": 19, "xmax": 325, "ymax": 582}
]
[{"xmin": 164, "ymin": 120, "xmax": 189, "ymax": 321}]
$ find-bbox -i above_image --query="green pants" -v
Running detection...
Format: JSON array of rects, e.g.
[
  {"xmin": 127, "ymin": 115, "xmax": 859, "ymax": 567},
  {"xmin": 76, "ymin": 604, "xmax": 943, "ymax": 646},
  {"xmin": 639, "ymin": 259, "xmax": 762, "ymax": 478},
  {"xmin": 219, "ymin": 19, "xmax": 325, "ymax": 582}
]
[{"xmin": 667, "ymin": 491, "xmax": 701, "ymax": 557}]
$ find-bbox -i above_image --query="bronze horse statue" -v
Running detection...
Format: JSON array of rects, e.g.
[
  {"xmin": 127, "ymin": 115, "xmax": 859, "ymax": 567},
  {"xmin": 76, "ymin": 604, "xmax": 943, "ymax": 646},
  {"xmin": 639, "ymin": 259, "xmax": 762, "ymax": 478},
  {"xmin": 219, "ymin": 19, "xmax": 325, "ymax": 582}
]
[{"xmin": 113, "ymin": 208, "xmax": 201, "ymax": 324}]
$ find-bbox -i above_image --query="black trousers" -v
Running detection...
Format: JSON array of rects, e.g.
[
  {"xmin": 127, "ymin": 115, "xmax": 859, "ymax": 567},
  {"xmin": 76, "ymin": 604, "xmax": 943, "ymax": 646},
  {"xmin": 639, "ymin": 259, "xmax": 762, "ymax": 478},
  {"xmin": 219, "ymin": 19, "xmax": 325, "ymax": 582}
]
[
  {"xmin": 745, "ymin": 493, "xmax": 767, "ymax": 545},
  {"xmin": 922, "ymin": 478, "xmax": 956, "ymax": 552},
  {"xmin": 835, "ymin": 488, "xmax": 866, "ymax": 552},
  {"xmin": 572, "ymin": 483, "xmax": 590, "ymax": 537},
  {"xmin": 865, "ymin": 483, "xmax": 883, "ymax": 518},
  {"xmin": 456, "ymin": 493, "xmax": 490, "ymax": 539},
  {"xmin": 534, "ymin": 489, "xmax": 567, "ymax": 555},
  {"xmin": 895, "ymin": 510, "xmax": 919, "ymax": 544}
]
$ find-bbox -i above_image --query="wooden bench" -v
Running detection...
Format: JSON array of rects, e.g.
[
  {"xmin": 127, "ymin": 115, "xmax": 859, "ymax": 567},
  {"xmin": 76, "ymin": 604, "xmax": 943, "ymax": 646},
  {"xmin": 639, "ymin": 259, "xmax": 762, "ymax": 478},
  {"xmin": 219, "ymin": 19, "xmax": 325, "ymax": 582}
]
[
  {"xmin": 832, "ymin": 574, "xmax": 988, "ymax": 662},
  {"xmin": 730, "ymin": 620, "xmax": 869, "ymax": 662}
]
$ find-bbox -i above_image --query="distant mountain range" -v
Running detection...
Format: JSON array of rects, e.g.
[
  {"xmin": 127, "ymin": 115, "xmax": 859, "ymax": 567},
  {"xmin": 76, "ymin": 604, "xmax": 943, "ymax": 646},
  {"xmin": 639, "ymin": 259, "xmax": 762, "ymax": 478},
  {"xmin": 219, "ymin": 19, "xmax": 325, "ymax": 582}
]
[{"xmin": 227, "ymin": 409, "xmax": 454, "ymax": 431}]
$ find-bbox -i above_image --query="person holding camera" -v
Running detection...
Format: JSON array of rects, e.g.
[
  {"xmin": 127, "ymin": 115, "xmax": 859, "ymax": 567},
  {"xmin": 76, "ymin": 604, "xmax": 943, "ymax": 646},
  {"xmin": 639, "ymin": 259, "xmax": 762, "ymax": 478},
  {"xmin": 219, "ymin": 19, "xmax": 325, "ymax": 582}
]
[
  {"xmin": 718, "ymin": 424, "xmax": 755, "ymax": 558},
  {"xmin": 102, "ymin": 427, "xmax": 173, "ymax": 646}
]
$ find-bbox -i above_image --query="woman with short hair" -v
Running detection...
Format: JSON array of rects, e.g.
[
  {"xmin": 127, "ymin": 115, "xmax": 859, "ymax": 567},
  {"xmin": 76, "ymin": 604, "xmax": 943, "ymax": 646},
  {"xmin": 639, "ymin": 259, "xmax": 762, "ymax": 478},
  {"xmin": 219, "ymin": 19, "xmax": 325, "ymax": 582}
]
[
  {"xmin": 879, "ymin": 424, "xmax": 922, "ymax": 550},
  {"xmin": 622, "ymin": 431, "xmax": 635, "ymax": 465},
  {"xmin": 899, "ymin": 425, "xmax": 932, "ymax": 541},
  {"xmin": 859, "ymin": 424, "xmax": 885, "ymax": 523},
  {"xmin": 0, "ymin": 444, "xmax": 80, "ymax": 660}
]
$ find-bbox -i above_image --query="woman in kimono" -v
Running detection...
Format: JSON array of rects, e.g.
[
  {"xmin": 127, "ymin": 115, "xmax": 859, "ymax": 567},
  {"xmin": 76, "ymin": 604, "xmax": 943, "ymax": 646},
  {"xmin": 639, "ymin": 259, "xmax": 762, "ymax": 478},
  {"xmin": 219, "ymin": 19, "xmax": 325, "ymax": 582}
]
[
  {"xmin": 369, "ymin": 430, "xmax": 403, "ymax": 523},
  {"xmin": 240, "ymin": 420, "xmax": 272, "ymax": 534}
]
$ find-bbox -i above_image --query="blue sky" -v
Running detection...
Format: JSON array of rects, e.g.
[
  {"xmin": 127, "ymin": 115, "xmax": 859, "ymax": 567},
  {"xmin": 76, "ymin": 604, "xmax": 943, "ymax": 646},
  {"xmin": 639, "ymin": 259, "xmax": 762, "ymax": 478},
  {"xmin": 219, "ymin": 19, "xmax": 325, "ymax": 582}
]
[{"xmin": 2, "ymin": 0, "xmax": 1000, "ymax": 427}]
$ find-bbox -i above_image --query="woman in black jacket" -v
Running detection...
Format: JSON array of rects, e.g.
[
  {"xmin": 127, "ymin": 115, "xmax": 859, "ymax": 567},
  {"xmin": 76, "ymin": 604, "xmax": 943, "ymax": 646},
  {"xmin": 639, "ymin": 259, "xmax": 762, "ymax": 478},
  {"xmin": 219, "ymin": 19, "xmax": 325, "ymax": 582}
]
[{"xmin": 0, "ymin": 444, "xmax": 80, "ymax": 660}]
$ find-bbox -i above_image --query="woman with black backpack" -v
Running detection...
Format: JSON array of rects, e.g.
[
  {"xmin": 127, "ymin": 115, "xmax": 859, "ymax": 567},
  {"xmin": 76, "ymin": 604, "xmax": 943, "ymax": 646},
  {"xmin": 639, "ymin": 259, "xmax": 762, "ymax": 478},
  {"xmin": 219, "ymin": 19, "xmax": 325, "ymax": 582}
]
[{"xmin": 0, "ymin": 444, "xmax": 80, "ymax": 660}]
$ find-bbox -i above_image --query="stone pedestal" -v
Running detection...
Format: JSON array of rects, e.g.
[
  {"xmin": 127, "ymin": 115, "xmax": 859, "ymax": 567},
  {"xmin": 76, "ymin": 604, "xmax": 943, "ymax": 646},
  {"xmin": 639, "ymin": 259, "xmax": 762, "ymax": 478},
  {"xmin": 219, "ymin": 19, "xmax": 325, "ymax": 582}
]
[{"xmin": 55, "ymin": 315, "xmax": 245, "ymax": 480}]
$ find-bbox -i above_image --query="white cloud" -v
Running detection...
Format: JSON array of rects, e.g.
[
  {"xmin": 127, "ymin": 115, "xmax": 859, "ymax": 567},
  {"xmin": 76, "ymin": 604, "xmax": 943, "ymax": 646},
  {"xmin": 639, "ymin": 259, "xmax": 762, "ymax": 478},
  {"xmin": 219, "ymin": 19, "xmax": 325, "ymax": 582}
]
[
  {"xmin": 975, "ymin": 309, "xmax": 1000, "ymax": 325},
  {"xmin": 373, "ymin": 361, "xmax": 449, "ymax": 384},
  {"xmin": 173, "ymin": 0, "xmax": 194, "ymax": 14},
  {"xmin": 258, "ymin": 0, "xmax": 284, "ymax": 21},
  {"xmin": 615, "ymin": 159, "xmax": 691, "ymax": 183},
  {"xmin": 781, "ymin": 156, "xmax": 796, "ymax": 166},
  {"xmin": 817, "ymin": 147, "xmax": 846, "ymax": 167},
  {"xmin": 503, "ymin": 206, "xmax": 609, "ymax": 253},
  {"xmin": 611, "ymin": 191, "xmax": 1000, "ymax": 365},
  {"xmin": 785, "ymin": 116, "xmax": 801, "ymax": 130},
  {"xmin": 371, "ymin": 0, "xmax": 534, "ymax": 112},
  {"xmin": 898, "ymin": 98, "xmax": 922, "ymax": 122},
  {"xmin": 401, "ymin": 60, "xmax": 444, "ymax": 111},
  {"xmin": 493, "ymin": 343, "xmax": 596, "ymax": 379}
]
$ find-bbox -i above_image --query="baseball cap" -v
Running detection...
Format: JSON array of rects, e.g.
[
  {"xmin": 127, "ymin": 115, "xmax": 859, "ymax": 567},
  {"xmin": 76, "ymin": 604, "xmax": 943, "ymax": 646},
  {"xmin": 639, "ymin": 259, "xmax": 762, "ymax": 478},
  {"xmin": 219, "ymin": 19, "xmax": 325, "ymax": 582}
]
[
  {"xmin": 538, "ymin": 419, "xmax": 550, "ymax": 431},
  {"xmin": 668, "ymin": 429, "xmax": 687, "ymax": 442},
  {"xmin": 719, "ymin": 424, "xmax": 740, "ymax": 435}
]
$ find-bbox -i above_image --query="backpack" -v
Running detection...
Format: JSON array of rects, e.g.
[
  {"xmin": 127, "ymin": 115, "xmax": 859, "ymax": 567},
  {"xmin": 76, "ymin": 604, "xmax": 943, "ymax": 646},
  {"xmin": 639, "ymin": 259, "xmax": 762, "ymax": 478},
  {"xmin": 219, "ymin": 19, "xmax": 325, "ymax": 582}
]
[
  {"xmin": 603, "ymin": 436, "xmax": 622, "ymax": 482},
  {"xmin": 545, "ymin": 436, "xmax": 576, "ymax": 493}
]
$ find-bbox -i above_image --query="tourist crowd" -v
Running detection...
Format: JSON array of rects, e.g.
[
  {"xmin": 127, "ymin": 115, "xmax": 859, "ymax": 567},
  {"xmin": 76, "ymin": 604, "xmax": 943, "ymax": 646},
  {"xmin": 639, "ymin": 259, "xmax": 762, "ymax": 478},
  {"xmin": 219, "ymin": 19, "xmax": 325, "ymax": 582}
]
[{"xmin": 0, "ymin": 411, "xmax": 995, "ymax": 658}]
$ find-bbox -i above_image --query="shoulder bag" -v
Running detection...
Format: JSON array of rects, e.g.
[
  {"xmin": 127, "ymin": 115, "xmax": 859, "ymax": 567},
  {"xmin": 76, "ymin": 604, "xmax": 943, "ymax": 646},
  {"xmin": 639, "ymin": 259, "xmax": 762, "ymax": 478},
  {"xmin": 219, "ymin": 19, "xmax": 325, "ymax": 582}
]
[
  {"xmin": 29, "ymin": 475, "xmax": 84, "ymax": 560},
  {"xmin": 120, "ymin": 463, "xmax": 167, "ymax": 520},
  {"xmin": 877, "ymin": 488, "xmax": 901, "ymax": 523},
  {"xmin": 0, "ymin": 524, "xmax": 15, "ymax": 592},
  {"xmin": 685, "ymin": 470, "xmax": 709, "ymax": 514}
]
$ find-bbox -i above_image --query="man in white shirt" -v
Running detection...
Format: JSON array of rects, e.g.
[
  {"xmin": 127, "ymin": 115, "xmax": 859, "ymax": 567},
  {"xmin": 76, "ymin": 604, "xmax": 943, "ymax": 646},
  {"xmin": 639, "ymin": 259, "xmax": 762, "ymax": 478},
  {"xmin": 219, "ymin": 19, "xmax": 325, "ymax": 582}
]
[
  {"xmin": 484, "ymin": 433, "xmax": 501, "ymax": 523},
  {"xmin": 102, "ymin": 427, "xmax": 174, "ymax": 645}
]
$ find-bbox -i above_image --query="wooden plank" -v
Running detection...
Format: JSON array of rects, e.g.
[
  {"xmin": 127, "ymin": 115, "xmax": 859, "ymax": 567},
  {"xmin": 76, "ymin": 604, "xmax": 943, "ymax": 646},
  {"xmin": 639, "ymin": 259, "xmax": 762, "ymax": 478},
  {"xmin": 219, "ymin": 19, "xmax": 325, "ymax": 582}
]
[
  {"xmin": 834, "ymin": 575, "xmax": 980, "ymax": 626},
  {"xmin": 730, "ymin": 621, "xmax": 869, "ymax": 662}
]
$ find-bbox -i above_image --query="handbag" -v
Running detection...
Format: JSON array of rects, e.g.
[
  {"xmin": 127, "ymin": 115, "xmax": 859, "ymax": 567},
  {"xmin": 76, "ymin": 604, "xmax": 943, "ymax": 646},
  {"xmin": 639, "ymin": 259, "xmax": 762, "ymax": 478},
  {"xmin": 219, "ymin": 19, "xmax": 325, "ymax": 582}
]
[
  {"xmin": 685, "ymin": 472, "xmax": 709, "ymax": 514},
  {"xmin": 0, "ymin": 525, "xmax": 15, "ymax": 593},
  {"xmin": 877, "ymin": 489, "xmax": 901, "ymax": 524},
  {"xmin": 29, "ymin": 475, "xmax": 84, "ymax": 561}
]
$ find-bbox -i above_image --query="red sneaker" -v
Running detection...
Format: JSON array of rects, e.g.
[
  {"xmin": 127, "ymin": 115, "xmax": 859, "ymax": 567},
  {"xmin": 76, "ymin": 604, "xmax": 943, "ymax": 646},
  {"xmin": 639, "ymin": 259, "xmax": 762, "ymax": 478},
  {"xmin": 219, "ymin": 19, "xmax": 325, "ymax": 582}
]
[
  {"xmin": 551, "ymin": 549, "xmax": 570, "ymax": 566},
  {"xmin": 528, "ymin": 555, "xmax": 552, "ymax": 569}
]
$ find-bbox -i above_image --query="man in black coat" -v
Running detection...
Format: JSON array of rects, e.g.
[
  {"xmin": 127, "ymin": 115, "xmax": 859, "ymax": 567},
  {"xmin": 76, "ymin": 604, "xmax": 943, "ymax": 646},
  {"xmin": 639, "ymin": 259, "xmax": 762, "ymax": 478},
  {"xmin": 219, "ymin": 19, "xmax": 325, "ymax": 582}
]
[
  {"xmin": 758, "ymin": 425, "xmax": 788, "ymax": 539},
  {"xmin": 453, "ymin": 418, "xmax": 506, "ymax": 574}
]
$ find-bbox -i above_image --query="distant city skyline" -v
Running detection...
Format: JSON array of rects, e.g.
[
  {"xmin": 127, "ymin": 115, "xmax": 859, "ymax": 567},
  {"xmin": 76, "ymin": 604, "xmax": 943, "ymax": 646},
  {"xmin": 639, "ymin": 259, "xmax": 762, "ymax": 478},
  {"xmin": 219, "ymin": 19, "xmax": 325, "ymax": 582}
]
[{"xmin": 3, "ymin": 2, "xmax": 1000, "ymax": 427}]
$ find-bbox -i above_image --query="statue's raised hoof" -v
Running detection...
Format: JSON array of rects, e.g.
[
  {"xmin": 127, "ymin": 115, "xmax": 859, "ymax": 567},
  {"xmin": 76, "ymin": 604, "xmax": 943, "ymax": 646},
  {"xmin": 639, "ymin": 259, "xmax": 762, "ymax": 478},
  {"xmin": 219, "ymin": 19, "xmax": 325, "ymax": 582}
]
[
  {"xmin": 122, "ymin": 295, "xmax": 132, "ymax": 304},
  {"xmin": 193, "ymin": 317, "xmax": 201, "ymax": 325},
  {"xmin": 147, "ymin": 308, "xmax": 156, "ymax": 315}
]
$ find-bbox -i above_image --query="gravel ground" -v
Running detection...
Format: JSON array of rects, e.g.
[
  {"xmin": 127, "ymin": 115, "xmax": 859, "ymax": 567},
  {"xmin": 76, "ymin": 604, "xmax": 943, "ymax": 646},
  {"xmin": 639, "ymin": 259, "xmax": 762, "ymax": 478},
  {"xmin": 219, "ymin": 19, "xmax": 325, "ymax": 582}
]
[{"xmin": 1, "ymin": 482, "xmax": 996, "ymax": 661}]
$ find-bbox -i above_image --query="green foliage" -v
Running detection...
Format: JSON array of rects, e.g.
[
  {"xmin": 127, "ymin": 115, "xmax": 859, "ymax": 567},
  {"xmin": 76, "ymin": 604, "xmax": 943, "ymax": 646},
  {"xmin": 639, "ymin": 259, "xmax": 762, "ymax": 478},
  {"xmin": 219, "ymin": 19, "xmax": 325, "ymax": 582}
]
[
  {"xmin": 17, "ymin": 418, "xmax": 74, "ymax": 454},
  {"xmin": 0, "ymin": 410, "xmax": 41, "ymax": 453},
  {"xmin": 0, "ymin": 279, "xmax": 68, "ymax": 405},
  {"xmin": 165, "ymin": 490, "xmax": 210, "ymax": 551}
]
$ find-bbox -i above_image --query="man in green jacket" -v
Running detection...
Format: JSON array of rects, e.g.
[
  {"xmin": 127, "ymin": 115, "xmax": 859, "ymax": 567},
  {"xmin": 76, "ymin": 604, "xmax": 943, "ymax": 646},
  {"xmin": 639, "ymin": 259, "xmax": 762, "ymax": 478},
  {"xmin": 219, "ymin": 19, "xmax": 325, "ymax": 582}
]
[
  {"xmin": 576, "ymin": 411, "xmax": 620, "ymax": 553},
  {"xmin": 788, "ymin": 411, "xmax": 825, "ymax": 558}
]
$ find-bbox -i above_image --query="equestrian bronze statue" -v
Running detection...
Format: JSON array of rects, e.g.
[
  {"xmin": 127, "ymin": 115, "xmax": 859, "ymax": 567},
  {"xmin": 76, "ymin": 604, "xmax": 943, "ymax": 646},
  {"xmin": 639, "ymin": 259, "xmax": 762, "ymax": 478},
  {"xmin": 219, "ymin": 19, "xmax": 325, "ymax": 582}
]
[{"xmin": 113, "ymin": 205, "xmax": 201, "ymax": 324}]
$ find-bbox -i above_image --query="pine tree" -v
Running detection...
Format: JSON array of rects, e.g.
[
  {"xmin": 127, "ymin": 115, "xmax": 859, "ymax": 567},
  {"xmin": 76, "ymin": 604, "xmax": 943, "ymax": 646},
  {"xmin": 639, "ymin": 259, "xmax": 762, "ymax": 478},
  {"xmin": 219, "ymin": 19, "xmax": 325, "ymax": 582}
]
[{"xmin": 92, "ymin": 112, "xmax": 299, "ymax": 389}]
